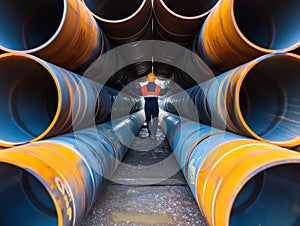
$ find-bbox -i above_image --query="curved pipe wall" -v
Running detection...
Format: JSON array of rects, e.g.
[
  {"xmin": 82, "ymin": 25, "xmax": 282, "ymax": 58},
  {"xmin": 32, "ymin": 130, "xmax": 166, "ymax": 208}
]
[
  {"xmin": 153, "ymin": 0, "xmax": 218, "ymax": 46},
  {"xmin": 153, "ymin": 0, "xmax": 218, "ymax": 79},
  {"xmin": 161, "ymin": 53, "xmax": 300, "ymax": 147},
  {"xmin": 170, "ymin": 39, "xmax": 215, "ymax": 89},
  {"xmin": 83, "ymin": 34, "xmax": 136, "ymax": 90},
  {"xmin": 160, "ymin": 111, "xmax": 300, "ymax": 226},
  {"xmin": 198, "ymin": 0, "xmax": 300, "ymax": 74},
  {"xmin": 83, "ymin": 0, "xmax": 152, "ymax": 78},
  {"xmin": 0, "ymin": 111, "xmax": 144, "ymax": 226},
  {"xmin": 0, "ymin": 0, "xmax": 101, "ymax": 73},
  {"xmin": 0, "ymin": 53, "xmax": 141, "ymax": 147},
  {"xmin": 83, "ymin": 0, "xmax": 152, "ymax": 43}
]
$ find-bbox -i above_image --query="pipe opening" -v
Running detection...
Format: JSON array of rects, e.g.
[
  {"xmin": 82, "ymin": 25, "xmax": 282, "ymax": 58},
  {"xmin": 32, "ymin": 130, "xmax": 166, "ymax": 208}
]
[
  {"xmin": 0, "ymin": 56, "xmax": 58, "ymax": 145},
  {"xmin": 84, "ymin": 0, "xmax": 144, "ymax": 21},
  {"xmin": 230, "ymin": 163, "xmax": 300, "ymax": 226},
  {"xmin": 0, "ymin": 0, "xmax": 64, "ymax": 51},
  {"xmin": 162, "ymin": 0, "xmax": 218, "ymax": 17},
  {"xmin": 0, "ymin": 163, "xmax": 57, "ymax": 226},
  {"xmin": 239, "ymin": 55, "xmax": 300, "ymax": 144},
  {"xmin": 233, "ymin": 0, "xmax": 300, "ymax": 50}
]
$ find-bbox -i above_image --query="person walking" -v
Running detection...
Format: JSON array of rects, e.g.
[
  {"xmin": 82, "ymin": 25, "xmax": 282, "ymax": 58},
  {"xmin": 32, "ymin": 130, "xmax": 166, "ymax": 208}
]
[{"xmin": 135, "ymin": 72, "xmax": 170, "ymax": 139}]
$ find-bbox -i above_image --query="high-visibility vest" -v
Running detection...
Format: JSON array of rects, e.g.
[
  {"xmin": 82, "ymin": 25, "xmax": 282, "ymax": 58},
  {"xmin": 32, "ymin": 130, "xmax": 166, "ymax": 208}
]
[{"xmin": 141, "ymin": 85, "xmax": 161, "ymax": 97}]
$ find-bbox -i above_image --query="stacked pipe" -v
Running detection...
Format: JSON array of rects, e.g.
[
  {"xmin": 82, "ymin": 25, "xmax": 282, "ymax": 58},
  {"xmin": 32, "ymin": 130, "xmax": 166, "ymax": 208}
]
[
  {"xmin": 197, "ymin": 0, "xmax": 300, "ymax": 74},
  {"xmin": 0, "ymin": 111, "xmax": 144, "ymax": 226},
  {"xmin": 161, "ymin": 52, "xmax": 300, "ymax": 148},
  {"xmin": 0, "ymin": 52, "xmax": 141, "ymax": 147},
  {"xmin": 83, "ymin": 0, "xmax": 153, "ymax": 78},
  {"xmin": 82, "ymin": 34, "xmax": 136, "ymax": 90},
  {"xmin": 160, "ymin": 111, "xmax": 300, "ymax": 226},
  {"xmin": 152, "ymin": 0, "xmax": 219, "ymax": 79},
  {"xmin": 169, "ymin": 39, "xmax": 215, "ymax": 90},
  {"xmin": 0, "ymin": 0, "xmax": 102, "ymax": 74},
  {"xmin": 153, "ymin": 0, "xmax": 218, "ymax": 46}
]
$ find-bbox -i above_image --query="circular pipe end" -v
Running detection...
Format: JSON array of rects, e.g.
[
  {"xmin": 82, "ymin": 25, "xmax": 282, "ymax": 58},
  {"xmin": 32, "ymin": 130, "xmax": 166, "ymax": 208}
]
[{"xmin": 0, "ymin": 54, "xmax": 59, "ymax": 146}]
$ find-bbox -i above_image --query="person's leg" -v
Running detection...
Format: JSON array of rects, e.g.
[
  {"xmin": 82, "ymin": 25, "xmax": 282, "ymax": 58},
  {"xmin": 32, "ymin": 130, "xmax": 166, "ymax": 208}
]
[
  {"xmin": 150, "ymin": 102, "xmax": 159, "ymax": 138},
  {"xmin": 144, "ymin": 102, "xmax": 151, "ymax": 136}
]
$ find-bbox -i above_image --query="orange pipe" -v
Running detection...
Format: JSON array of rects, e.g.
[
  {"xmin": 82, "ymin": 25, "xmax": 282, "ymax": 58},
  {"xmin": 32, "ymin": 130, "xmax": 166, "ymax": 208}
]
[
  {"xmin": 0, "ymin": 0, "xmax": 101, "ymax": 73},
  {"xmin": 161, "ymin": 52, "xmax": 300, "ymax": 148},
  {"xmin": 160, "ymin": 111, "xmax": 300, "ymax": 226},
  {"xmin": 0, "ymin": 53, "xmax": 141, "ymax": 147},
  {"xmin": 198, "ymin": 0, "xmax": 300, "ymax": 74},
  {"xmin": 83, "ymin": 0, "xmax": 152, "ymax": 43},
  {"xmin": 0, "ymin": 111, "xmax": 144, "ymax": 226},
  {"xmin": 153, "ymin": 0, "xmax": 219, "ymax": 45}
]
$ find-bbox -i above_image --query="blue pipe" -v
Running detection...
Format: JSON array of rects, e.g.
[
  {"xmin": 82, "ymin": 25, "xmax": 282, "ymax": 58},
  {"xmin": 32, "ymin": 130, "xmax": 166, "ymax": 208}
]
[
  {"xmin": 0, "ymin": 111, "xmax": 145, "ymax": 226},
  {"xmin": 160, "ymin": 111, "xmax": 300, "ymax": 226}
]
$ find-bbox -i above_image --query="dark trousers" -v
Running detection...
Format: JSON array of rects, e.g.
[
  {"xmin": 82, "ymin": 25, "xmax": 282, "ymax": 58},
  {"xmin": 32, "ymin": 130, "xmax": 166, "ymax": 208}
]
[{"xmin": 144, "ymin": 100, "xmax": 159, "ymax": 136}]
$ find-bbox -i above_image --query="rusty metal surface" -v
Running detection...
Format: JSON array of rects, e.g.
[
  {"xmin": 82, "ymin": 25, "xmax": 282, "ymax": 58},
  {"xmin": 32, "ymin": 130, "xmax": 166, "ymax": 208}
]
[{"xmin": 81, "ymin": 126, "xmax": 208, "ymax": 225}]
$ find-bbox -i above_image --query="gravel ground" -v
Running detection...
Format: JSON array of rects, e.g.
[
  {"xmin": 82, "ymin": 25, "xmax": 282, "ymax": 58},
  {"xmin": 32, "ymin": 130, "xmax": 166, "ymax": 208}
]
[{"xmin": 81, "ymin": 126, "xmax": 208, "ymax": 226}]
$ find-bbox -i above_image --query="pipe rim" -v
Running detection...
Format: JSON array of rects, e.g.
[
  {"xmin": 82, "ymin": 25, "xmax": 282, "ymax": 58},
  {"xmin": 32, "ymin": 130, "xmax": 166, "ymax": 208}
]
[
  {"xmin": 159, "ymin": 0, "xmax": 215, "ymax": 20},
  {"xmin": 198, "ymin": 141, "xmax": 300, "ymax": 225},
  {"xmin": 0, "ymin": 53, "xmax": 62, "ymax": 146},
  {"xmin": 0, "ymin": 0, "xmax": 67, "ymax": 53},
  {"xmin": 0, "ymin": 153, "xmax": 63, "ymax": 226},
  {"xmin": 225, "ymin": 157, "xmax": 300, "ymax": 225},
  {"xmin": 231, "ymin": 0, "xmax": 299, "ymax": 52},
  {"xmin": 84, "ymin": 0, "xmax": 148, "ymax": 24},
  {"xmin": 234, "ymin": 52, "xmax": 300, "ymax": 147}
]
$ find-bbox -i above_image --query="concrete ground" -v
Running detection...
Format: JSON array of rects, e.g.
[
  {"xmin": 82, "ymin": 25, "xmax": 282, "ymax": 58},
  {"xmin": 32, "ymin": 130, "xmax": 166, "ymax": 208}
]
[{"xmin": 82, "ymin": 126, "xmax": 208, "ymax": 226}]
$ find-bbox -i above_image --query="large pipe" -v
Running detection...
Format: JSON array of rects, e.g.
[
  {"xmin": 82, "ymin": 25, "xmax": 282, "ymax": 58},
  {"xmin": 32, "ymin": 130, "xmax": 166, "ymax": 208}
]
[
  {"xmin": 198, "ymin": 0, "xmax": 300, "ymax": 74},
  {"xmin": 152, "ymin": 0, "xmax": 219, "ymax": 79},
  {"xmin": 83, "ymin": 34, "xmax": 136, "ymax": 90},
  {"xmin": 0, "ymin": 0, "xmax": 101, "ymax": 73},
  {"xmin": 83, "ymin": 0, "xmax": 152, "ymax": 43},
  {"xmin": 83, "ymin": 0, "xmax": 152, "ymax": 78},
  {"xmin": 160, "ymin": 53, "xmax": 300, "ymax": 147},
  {"xmin": 170, "ymin": 39, "xmax": 215, "ymax": 89},
  {"xmin": 0, "ymin": 111, "xmax": 144, "ymax": 226},
  {"xmin": 0, "ymin": 53, "xmax": 141, "ymax": 147},
  {"xmin": 153, "ymin": 0, "xmax": 219, "ymax": 46},
  {"xmin": 160, "ymin": 111, "xmax": 300, "ymax": 226}
]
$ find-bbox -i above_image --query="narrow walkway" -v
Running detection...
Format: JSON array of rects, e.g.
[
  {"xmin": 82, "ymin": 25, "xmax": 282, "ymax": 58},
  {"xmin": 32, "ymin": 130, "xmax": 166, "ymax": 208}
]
[{"xmin": 82, "ymin": 126, "xmax": 208, "ymax": 226}]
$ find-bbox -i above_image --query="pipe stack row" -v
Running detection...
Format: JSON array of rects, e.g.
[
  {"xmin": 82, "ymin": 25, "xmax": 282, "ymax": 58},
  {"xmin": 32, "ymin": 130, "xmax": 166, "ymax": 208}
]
[
  {"xmin": 0, "ymin": 53, "xmax": 142, "ymax": 147},
  {"xmin": 159, "ymin": 111, "xmax": 300, "ymax": 226},
  {"xmin": 0, "ymin": 111, "xmax": 145, "ymax": 226},
  {"xmin": 158, "ymin": 0, "xmax": 300, "ymax": 225},
  {"xmin": 160, "ymin": 52, "xmax": 300, "ymax": 148},
  {"xmin": 0, "ymin": 1, "xmax": 146, "ymax": 225},
  {"xmin": 165, "ymin": 0, "xmax": 300, "ymax": 88}
]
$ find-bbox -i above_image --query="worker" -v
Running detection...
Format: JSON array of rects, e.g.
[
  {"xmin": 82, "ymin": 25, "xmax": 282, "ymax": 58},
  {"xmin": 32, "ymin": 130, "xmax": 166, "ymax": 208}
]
[{"xmin": 134, "ymin": 72, "xmax": 170, "ymax": 139}]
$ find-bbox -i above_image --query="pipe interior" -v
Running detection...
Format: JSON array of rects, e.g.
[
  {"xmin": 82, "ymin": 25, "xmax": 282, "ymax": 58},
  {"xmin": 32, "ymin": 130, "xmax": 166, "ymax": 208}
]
[
  {"xmin": 239, "ymin": 56, "xmax": 300, "ymax": 143},
  {"xmin": 84, "ymin": 0, "xmax": 144, "ymax": 20},
  {"xmin": 230, "ymin": 163, "xmax": 300, "ymax": 226},
  {"xmin": 0, "ymin": 163, "xmax": 57, "ymax": 226},
  {"xmin": 234, "ymin": 0, "xmax": 300, "ymax": 49},
  {"xmin": 0, "ymin": 56, "xmax": 58, "ymax": 144},
  {"xmin": 162, "ymin": 0, "xmax": 218, "ymax": 17},
  {"xmin": 0, "ymin": 0, "xmax": 64, "ymax": 50}
]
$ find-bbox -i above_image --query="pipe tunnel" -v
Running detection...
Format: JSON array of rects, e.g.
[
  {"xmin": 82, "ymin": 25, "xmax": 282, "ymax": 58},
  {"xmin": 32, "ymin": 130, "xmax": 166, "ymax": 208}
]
[{"xmin": 0, "ymin": 0, "xmax": 300, "ymax": 225}]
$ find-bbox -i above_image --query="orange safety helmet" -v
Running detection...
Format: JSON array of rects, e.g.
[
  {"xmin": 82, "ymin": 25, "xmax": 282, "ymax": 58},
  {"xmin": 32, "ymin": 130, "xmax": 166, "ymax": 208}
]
[{"xmin": 147, "ymin": 72, "xmax": 156, "ymax": 82}]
